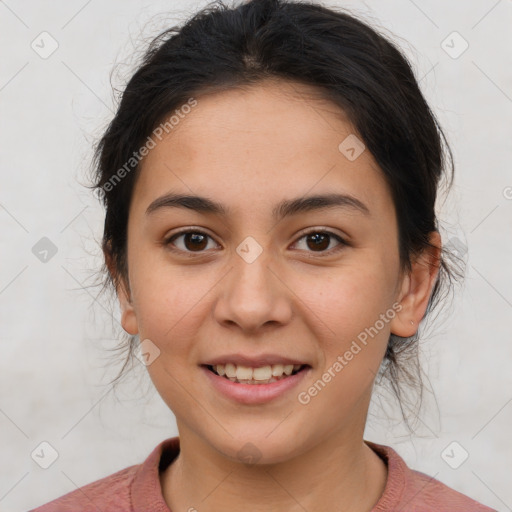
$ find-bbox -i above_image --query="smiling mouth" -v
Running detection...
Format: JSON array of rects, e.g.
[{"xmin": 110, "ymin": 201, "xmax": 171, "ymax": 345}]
[{"xmin": 205, "ymin": 363, "xmax": 308, "ymax": 384}]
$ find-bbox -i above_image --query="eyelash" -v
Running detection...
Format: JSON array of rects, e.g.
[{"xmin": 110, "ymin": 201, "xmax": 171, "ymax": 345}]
[{"xmin": 163, "ymin": 228, "xmax": 348, "ymax": 257}]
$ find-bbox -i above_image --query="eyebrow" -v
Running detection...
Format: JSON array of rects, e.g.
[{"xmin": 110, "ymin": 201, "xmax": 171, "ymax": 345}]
[{"xmin": 145, "ymin": 191, "xmax": 370, "ymax": 219}]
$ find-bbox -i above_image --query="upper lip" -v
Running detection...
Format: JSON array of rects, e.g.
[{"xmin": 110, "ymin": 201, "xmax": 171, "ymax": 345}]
[{"xmin": 202, "ymin": 354, "xmax": 310, "ymax": 367}]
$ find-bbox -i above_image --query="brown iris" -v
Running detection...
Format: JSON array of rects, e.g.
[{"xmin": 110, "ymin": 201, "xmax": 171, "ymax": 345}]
[
  {"xmin": 183, "ymin": 232, "xmax": 208, "ymax": 251},
  {"xmin": 306, "ymin": 232, "xmax": 330, "ymax": 251}
]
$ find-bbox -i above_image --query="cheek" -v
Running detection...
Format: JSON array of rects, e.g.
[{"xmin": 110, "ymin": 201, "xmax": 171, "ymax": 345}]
[
  {"xmin": 131, "ymin": 266, "xmax": 214, "ymax": 412},
  {"xmin": 292, "ymin": 257, "xmax": 395, "ymax": 396},
  {"xmin": 292, "ymin": 271, "xmax": 393, "ymax": 428},
  {"xmin": 129, "ymin": 255, "xmax": 230, "ymax": 375},
  {"xmin": 298, "ymin": 256, "xmax": 396, "ymax": 342}
]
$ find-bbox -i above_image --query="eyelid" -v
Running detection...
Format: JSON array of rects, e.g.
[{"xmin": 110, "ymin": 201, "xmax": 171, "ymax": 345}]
[{"xmin": 292, "ymin": 226, "xmax": 348, "ymax": 244}]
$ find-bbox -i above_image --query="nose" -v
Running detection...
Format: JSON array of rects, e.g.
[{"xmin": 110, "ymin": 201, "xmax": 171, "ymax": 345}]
[{"xmin": 213, "ymin": 244, "xmax": 293, "ymax": 333}]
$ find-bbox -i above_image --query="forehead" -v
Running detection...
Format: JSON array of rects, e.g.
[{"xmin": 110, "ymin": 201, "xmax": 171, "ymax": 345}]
[{"xmin": 131, "ymin": 79, "xmax": 393, "ymax": 220}]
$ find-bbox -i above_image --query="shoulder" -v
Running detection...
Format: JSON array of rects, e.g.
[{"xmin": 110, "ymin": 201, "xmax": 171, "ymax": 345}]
[
  {"xmin": 402, "ymin": 465, "xmax": 496, "ymax": 512},
  {"xmin": 366, "ymin": 441, "xmax": 497, "ymax": 512},
  {"xmin": 29, "ymin": 464, "xmax": 140, "ymax": 512},
  {"xmin": 29, "ymin": 436, "xmax": 180, "ymax": 512}
]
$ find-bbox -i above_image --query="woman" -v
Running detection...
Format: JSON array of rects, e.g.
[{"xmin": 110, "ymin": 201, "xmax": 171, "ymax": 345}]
[{"xmin": 32, "ymin": 0, "xmax": 496, "ymax": 510}]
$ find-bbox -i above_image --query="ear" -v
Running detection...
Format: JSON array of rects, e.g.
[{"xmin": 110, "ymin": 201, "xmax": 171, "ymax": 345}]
[
  {"xmin": 104, "ymin": 248, "xmax": 139, "ymax": 336},
  {"xmin": 390, "ymin": 231, "xmax": 442, "ymax": 337}
]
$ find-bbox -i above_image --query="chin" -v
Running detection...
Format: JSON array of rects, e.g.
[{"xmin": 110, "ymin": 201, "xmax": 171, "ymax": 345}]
[{"xmin": 205, "ymin": 428, "xmax": 307, "ymax": 466}]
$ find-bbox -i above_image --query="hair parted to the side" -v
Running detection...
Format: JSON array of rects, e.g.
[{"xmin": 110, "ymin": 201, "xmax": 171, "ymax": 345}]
[{"xmin": 86, "ymin": 0, "xmax": 464, "ymax": 432}]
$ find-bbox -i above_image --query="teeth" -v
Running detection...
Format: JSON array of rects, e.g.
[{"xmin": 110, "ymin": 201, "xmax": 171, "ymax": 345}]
[
  {"xmin": 253, "ymin": 366, "xmax": 272, "ymax": 380},
  {"xmin": 225, "ymin": 363, "xmax": 237, "ymax": 378},
  {"xmin": 236, "ymin": 365, "xmax": 254, "ymax": 380},
  {"xmin": 283, "ymin": 364, "xmax": 293, "ymax": 376},
  {"xmin": 271, "ymin": 364, "xmax": 284, "ymax": 376},
  {"xmin": 211, "ymin": 363, "xmax": 304, "ymax": 382}
]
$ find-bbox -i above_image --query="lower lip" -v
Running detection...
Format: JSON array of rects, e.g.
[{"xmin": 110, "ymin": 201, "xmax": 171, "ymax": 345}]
[{"xmin": 201, "ymin": 365, "xmax": 311, "ymax": 405}]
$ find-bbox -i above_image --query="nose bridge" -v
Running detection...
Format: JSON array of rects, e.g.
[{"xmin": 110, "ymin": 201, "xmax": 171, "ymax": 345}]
[
  {"xmin": 214, "ymin": 235, "xmax": 291, "ymax": 331},
  {"xmin": 231, "ymin": 236, "xmax": 275, "ymax": 303},
  {"xmin": 234, "ymin": 238, "xmax": 272, "ymax": 293}
]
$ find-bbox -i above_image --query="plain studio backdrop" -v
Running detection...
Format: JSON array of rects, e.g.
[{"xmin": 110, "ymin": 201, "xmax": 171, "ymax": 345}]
[{"xmin": 1, "ymin": 0, "xmax": 511, "ymax": 511}]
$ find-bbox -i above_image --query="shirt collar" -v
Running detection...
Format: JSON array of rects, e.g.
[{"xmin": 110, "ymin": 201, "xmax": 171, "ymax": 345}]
[
  {"xmin": 131, "ymin": 436, "xmax": 179, "ymax": 511},
  {"xmin": 130, "ymin": 437, "xmax": 404, "ymax": 512}
]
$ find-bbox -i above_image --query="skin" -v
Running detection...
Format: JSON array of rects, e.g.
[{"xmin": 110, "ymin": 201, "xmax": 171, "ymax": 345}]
[{"xmin": 108, "ymin": 79, "xmax": 441, "ymax": 512}]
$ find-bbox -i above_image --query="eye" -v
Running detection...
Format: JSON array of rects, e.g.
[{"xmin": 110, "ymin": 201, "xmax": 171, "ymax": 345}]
[
  {"xmin": 163, "ymin": 228, "xmax": 347, "ymax": 256},
  {"xmin": 292, "ymin": 230, "xmax": 347, "ymax": 254},
  {"xmin": 164, "ymin": 229, "xmax": 219, "ymax": 253}
]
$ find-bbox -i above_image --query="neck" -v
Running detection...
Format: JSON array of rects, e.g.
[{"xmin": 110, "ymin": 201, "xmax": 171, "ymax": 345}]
[{"xmin": 160, "ymin": 427, "xmax": 388, "ymax": 512}]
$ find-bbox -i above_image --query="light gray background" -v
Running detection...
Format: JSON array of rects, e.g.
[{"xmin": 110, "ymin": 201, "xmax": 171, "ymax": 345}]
[{"xmin": 1, "ymin": 0, "xmax": 511, "ymax": 511}]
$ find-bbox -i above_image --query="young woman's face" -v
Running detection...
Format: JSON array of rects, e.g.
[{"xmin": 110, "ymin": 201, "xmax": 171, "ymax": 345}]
[{"xmin": 118, "ymin": 80, "xmax": 419, "ymax": 463}]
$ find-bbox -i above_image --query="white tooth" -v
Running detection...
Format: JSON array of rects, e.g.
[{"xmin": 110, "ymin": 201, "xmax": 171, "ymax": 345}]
[
  {"xmin": 225, "ymin": 363, "xmax": 237, "ymax": 378},
  {"xmin": 293, "ymin": 364, "xmax": 301, "ymax": 371},
  {"xmin": 283, "ymin": 364, "xmax": 293, "ymax": 375},
  {"xmin": 236, "ymin": 365, "xmax": 254, "ymax": 380},
  {"xmin": 216, "ymin": 364, "xmax": 226, "ymax": 376},
  {"xmin": 252, "ymin": 365, "xmax": 272, "ymax": 380},
  {"xmin": 271, "ymin": 364, "xmax": 284, "ymax": 376}
]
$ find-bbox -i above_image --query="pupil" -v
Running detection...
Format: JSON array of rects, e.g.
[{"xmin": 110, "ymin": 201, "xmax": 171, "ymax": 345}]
[
  {"xmin": 307, "ymin": 233, "xmax": 329, "ymax": 251},
  {"xmin": 186, "ymin": 233, "xmax": 207, "ymax": 251}
]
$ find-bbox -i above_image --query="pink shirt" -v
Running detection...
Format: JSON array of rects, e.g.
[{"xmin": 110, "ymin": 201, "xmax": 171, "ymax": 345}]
[{"xmin": 31, "ymin": 436, "xmax": 496, "ymax": 511}]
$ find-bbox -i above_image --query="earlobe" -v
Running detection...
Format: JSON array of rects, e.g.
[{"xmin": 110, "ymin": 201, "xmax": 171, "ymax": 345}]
[
  {"xmin": 104, "ymin": 249, "xmax": 139, "ymax": 336},
  {"xmin": 390, "ymin": 231, "xmax": 442, "ymax": 338},
  {"xmin": 117, "ymin": 278, "xmax": 139, "ymax": 336}
]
